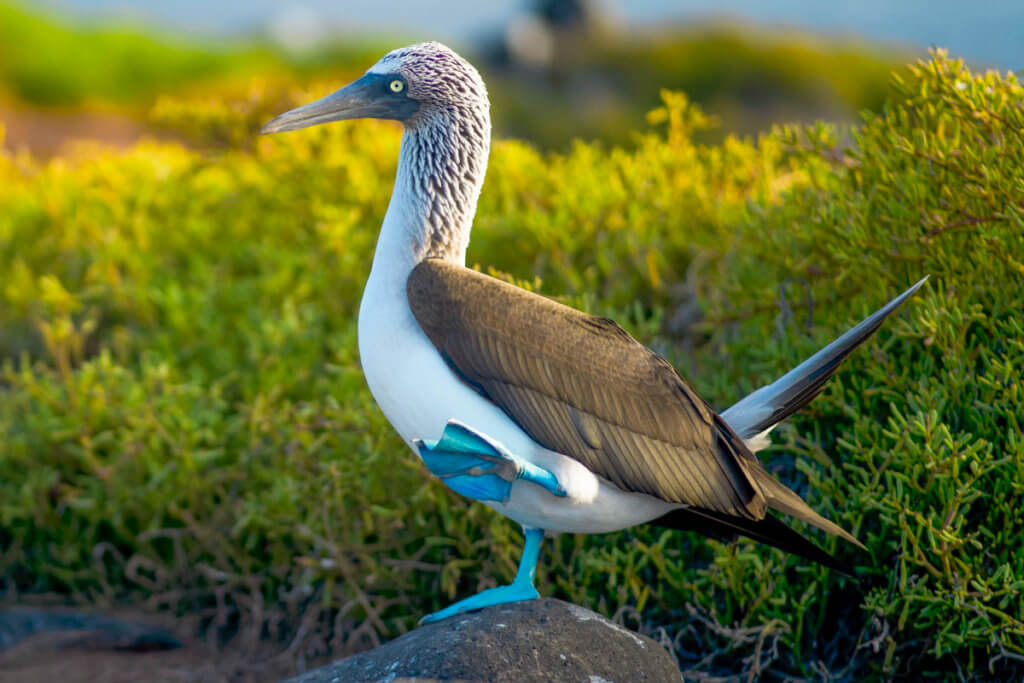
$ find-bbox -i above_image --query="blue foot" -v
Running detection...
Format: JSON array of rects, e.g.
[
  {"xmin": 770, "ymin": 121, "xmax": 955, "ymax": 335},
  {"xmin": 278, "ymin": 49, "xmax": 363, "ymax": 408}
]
[
  {"xmin": 421, "ymin": 527, "xmax": 545, "ymax": 624},
  {"xmin": 414, "ymin": 420, "xmax": 566, "ymax": 504},
  {"xmin": 420, "ymin": 581, "xmax": 540, "ymax": 624}
]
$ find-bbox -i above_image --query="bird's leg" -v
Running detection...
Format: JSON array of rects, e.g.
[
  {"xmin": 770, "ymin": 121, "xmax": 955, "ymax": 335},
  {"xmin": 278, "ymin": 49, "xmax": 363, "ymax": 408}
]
[
  {"xmin": 414, "ymin": 420, "xmax": 566, "ymax": 504},
  {"xmin": 420, "ymin": 526, "xmax": 544, "ymax": 624}
]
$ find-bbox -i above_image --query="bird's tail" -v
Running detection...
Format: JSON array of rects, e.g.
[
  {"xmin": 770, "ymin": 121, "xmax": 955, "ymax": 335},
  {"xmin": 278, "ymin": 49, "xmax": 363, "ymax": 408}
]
[
  {"xmin": 659, "ymin": 418, "xmax": 866, "ymax": 575},
  {"xmin": 721, "ymin": 277, "xmax": 928, "ymax": 446},
  {"xmin": 652, "ymin": 457, "xmax": 864, "ymax": 575},
  {"xmin": 650, "ymin": 504, "xmax": 857, "ymax": 577},
  {"xmin": 747, "ymin": 460, "xmax": 865, "ymax": 550},
  {"xmin": 652, "ymin": 279, "xmax": 928, "ymax": 573}
]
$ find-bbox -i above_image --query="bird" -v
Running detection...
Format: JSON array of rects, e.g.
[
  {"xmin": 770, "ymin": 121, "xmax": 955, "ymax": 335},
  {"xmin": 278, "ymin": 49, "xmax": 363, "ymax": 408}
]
[{"xmin": 261, "ymin": 42, "xmax": 925, "ymax": 624}]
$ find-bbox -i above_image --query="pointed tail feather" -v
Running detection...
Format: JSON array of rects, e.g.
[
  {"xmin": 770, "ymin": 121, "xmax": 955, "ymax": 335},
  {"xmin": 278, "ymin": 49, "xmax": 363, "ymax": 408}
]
[
  {"xmin": 721, "ymin": 276, "xmax": 928, "ymax": 441},
  {"xmin": 649, "ymin": 506, "xmax": 858, "ymax": 577},
  {"xmin": 749, "ymin": 463, "xmax": 866, "ymax": 550}
]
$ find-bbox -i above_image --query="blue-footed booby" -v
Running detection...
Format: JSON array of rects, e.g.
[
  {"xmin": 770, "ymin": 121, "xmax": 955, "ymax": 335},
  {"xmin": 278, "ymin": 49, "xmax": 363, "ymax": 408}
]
[{"xmin": 261, "ymin": 42, "xmax": 926, "ymax": 624}]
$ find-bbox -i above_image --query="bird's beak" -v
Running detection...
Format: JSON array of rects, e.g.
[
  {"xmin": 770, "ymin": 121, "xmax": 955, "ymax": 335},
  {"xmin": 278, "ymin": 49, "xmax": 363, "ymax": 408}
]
[{"xmin": 260, "ymin": 73, "xmax": 418, "ymax": 134}]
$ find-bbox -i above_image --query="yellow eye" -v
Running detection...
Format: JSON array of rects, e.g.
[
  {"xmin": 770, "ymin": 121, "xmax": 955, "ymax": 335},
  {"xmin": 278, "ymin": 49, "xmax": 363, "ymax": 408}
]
[{"xmin": 389, "ymin": 79, "xmax": 404, "ymax": 93}]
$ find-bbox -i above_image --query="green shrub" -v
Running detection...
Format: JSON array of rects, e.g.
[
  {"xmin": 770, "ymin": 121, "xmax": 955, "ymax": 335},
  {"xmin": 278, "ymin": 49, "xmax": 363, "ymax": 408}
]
[{"xmin": 1, "ymin": 51, "xmax": 1021, "ymax": 677}]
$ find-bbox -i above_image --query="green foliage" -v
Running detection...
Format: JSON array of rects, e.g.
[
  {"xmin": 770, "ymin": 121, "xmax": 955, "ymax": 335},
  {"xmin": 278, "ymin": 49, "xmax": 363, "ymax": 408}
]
[
  {"xmin": 490, "ymin": 25, "xmax": 905, "ymax": 148},
  {"xmin": 1, "ymin": 51, "xmax": 1022, "ymax": 678},
  {"xmin": 708, "ymin": 53, "xmax": 1024, "ymax": 674},
  {"xmin": 0, "ymin": 2, "xmax": 282, "ymax": 107}
]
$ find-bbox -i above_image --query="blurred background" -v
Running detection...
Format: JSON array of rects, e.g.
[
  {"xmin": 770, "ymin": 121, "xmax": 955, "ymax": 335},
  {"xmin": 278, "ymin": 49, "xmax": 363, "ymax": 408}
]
[
  {"xmin": 3, "ymin": 0, "xmax": 1021, "ymax": 155},
  {"xmin": 2, "ymin": 2, "xmax": 1024, "ymax": 681}
]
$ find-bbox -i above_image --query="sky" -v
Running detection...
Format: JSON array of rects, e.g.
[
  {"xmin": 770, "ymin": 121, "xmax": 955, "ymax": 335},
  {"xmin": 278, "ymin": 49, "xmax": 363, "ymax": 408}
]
[{"xmin": 37, "ymin": 0, "xmax": 1024, "ymax": 70}]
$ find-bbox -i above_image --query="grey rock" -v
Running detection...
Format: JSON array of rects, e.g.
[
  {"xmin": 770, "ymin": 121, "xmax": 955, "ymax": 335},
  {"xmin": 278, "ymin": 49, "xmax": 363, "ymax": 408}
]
[
  {"xmin": 0, "ymin": 609, "xmax": 181, "ymax": 651},
  {"xmin": 287, "ymin": 598, "xmax": 681, "ymax": 683}
]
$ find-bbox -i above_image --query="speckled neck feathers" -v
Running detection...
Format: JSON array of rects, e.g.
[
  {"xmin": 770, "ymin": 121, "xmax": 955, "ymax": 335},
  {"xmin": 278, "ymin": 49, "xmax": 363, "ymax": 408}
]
[
  {"xmin": 378, "ymin": 42, "xmax": 491, "ymax": 264},
  {"xmin": 395, "ymin": 111, "xmax": 489, "ymax": 262}
]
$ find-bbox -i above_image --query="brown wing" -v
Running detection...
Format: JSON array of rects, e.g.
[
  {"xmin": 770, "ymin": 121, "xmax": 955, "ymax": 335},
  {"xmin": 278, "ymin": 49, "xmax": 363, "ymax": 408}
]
[{"xmin": 407, "ymin": 259, "xmax": 767, "ymax": 519}]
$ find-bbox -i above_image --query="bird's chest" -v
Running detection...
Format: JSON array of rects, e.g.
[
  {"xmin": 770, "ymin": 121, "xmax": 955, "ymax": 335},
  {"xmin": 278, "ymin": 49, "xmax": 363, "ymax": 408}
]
[
  {"xmin": 359, "ymin": 287, "xmax": 440, "ymax": 441},
  {"xmin": 357, "ymin": 279, "xmax": 498, "ymax": 451}
]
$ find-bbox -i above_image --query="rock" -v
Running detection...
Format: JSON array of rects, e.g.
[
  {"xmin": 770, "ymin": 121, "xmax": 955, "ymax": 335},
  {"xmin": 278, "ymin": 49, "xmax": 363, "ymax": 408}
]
[
  {"xmin": 287, "ymin": 598, "xmax": 681, "ymax": 683},
  {"xmin": 0, "ymin": 609, "xmax": 181, "ymax": 652}
]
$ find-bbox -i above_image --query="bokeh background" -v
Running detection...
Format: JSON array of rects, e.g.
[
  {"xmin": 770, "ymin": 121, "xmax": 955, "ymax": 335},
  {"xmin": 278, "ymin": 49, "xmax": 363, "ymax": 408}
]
[
  {"xmin": 2, "ymin": 1, "xmax": 1023, "ymax": 681},
  {"xmin": 3, "ymin": 0, "xmax": 1021, "ymax": 155}
]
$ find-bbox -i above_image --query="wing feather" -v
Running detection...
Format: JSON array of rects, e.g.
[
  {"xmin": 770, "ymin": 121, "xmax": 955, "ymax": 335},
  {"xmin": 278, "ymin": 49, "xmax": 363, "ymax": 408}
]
[{"xmin": 407, "ymin": 259, "xmax": 765, "ymax": 518}]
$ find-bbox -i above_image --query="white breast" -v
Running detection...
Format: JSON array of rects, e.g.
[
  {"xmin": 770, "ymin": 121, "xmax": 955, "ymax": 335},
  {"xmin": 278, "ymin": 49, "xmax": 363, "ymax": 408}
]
[{"xmin": 356, "ymin": 252, "xmax": 677, "ymax": 534}]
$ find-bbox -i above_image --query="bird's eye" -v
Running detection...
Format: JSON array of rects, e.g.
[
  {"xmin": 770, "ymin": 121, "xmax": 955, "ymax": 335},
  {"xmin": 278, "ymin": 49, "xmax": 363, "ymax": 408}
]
[{"xmin": 389, "ymin": 79, "xmax": 404, "ymax": 93}]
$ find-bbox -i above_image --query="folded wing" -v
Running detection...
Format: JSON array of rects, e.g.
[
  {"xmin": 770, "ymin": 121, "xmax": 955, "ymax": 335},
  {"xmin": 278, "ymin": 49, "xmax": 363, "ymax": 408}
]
[{"xmin": 407, "ymin": 259, "xmax": 767, "ymax": 520}]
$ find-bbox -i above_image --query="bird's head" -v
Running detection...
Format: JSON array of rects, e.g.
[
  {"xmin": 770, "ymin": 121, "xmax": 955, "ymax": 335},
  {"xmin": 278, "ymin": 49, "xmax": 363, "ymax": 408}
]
[{"xmin": 260, "ymin": 42, "xmax": 489, "ymax": 135}]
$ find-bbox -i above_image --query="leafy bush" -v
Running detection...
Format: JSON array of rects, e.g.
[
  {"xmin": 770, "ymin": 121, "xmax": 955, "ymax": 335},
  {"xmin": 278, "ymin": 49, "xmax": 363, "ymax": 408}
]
[{"xmin": 1, "ymin": 51, "xmax": 1021, "ymax": 678}]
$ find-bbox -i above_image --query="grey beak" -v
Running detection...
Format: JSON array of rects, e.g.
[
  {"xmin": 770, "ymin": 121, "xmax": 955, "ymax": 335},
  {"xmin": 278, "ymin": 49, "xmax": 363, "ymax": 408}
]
[{"xmin": 260, "ymin": 73, "xmax": 418, "ymax": 134}]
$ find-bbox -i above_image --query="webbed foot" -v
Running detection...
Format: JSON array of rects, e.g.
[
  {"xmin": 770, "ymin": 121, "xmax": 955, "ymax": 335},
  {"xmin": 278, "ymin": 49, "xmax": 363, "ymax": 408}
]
[
  {"xmin": 414, "ymin": 420, "xmax": 566, "ymax": 503},
  {"xmin": 420, "ymin": 527, "xmax": 545, "ymax": 624},
  {"xmin": 420, "ymin": 581, "xmax": 539, "ymax": 624}
]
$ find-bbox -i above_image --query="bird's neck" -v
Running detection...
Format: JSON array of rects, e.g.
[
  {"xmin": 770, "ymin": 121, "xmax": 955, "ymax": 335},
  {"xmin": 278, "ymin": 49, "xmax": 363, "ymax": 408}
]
[{"xmin": 368, "ymin": 116, "xmax": 490, "ymax": 291}]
